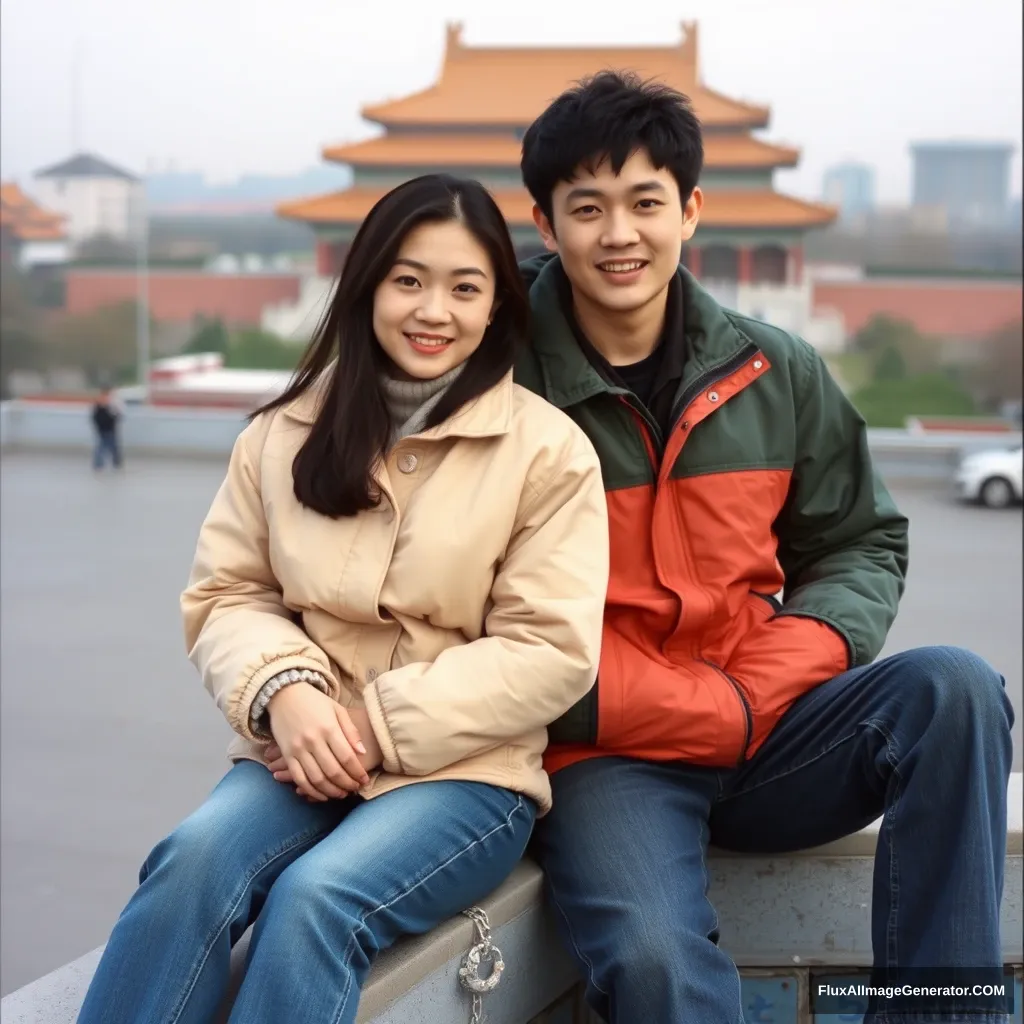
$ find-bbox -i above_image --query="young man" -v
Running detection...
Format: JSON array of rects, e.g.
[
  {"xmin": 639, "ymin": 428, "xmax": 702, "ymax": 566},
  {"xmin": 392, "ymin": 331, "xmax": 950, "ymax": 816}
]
[{"xmin": 514, "ymin": 71, "xmax": 1014, "ymax": 1023}]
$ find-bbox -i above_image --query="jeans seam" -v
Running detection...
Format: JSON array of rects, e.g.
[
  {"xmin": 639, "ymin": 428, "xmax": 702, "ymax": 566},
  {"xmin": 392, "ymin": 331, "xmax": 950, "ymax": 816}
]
[
  {"xmin": 869, "ymin": 719, "xmax": 904, "ymax": 975},
  {"xmin": 698, "ymin": 815, "xmax": 720, "ymax": 944},
  {"xmin": 328, "ymin": 795, "xmax": 532, "ymax": 1024},
  {"xmin": 166, "ymin": 819, "xmax": 336, "ymax": 1024},
  {"xmin": 546, "ymin": 888, "xmax": 610, "ymax": 1000}
]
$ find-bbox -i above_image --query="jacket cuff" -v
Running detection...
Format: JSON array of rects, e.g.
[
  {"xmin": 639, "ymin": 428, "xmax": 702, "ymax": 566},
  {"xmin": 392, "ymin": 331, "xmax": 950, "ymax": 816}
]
[
  {"xmin": 362, "ymin": 682, "xmax": 404, "ymax": 775},
  {"xmin": 781, "ymin": 612, "xmax": 853, "ymax": 674},
  {"xmin": 231, "ymin": 658, "xmax": 337, "ymax": 742},
  {"xmin": 249, "ymin": 669, "xmax": 330, "ymax": 738}
]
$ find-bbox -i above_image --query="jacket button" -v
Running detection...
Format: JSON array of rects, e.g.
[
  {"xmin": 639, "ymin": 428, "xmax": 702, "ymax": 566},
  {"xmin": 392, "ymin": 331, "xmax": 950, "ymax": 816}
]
[
  {"xmin": 707, "ymin": 391, "xmax": 720, "ymax": 403},
  {"xmin": 397, "ymin": 453, "xmax": 418, "ymax": 473},
  {"xmin": 753, "ymin": 360, "xmax": 763, "ymax": 370},
  {"xmin": 366, "ymin": 668, "xmax": 378, "ymax": 684}
]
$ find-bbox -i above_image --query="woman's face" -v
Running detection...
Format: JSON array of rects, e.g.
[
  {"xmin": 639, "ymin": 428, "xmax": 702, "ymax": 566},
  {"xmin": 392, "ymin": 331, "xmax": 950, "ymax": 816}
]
[{"xmin": 373, "ymin": 219, "xmax": 498, "ymax": 381}]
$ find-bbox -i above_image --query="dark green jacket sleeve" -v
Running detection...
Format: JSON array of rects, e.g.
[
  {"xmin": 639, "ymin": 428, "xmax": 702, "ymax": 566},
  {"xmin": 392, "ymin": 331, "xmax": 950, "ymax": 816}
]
[{"xmin": 773, "ymin": 339, "xmax": 910, "ymax": 667}]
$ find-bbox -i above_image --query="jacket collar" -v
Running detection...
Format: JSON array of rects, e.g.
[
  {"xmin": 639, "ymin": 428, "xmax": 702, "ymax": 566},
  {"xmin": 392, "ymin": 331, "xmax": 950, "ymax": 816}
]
[
  {"xmin": 523, "ymin": 253, "xmax": 754, "ymax": 409},
  {"xmin": 280, "ymin": 365, "xmax": 515, "ymax": 441}
]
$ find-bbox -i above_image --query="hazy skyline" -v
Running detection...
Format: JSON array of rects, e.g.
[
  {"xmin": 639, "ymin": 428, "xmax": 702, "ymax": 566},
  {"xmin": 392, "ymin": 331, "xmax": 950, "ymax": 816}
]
[{"xmin": 2, "ymin": 0, "xmax": 1021, "ymax": 205}]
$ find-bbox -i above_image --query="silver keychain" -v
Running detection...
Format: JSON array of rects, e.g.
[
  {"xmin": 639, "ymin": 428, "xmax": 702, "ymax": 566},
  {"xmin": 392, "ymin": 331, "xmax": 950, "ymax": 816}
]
[{"xmin": 459, "ymin": 906, "xmax": 505, "ymax": 1023}]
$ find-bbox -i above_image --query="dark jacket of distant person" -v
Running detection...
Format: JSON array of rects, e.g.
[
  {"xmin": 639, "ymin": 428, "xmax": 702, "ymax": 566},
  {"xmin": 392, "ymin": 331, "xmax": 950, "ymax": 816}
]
[{"xmin": 91, "ymin": 393, "xmax": 120, "ymax": 436}]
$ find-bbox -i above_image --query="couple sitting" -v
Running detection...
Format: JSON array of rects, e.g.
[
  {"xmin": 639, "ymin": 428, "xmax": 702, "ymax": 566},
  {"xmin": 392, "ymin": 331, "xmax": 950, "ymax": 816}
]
[{"xmin": 78, "ymin": 72, "xmax": 1013, "ymax": 1024}]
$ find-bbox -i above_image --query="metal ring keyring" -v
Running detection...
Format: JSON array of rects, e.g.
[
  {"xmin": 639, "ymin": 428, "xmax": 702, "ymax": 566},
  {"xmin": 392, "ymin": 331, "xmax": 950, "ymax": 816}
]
[{"xmin": 458, "ymin": 940, "xmax": 505, "ymax": 994}]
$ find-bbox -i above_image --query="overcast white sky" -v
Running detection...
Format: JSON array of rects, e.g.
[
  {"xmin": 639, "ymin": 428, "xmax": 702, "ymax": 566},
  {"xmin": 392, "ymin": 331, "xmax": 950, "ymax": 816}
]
[{"xmin": 2, "ymin": 0, "xmax": 1021, "ymax": 203}]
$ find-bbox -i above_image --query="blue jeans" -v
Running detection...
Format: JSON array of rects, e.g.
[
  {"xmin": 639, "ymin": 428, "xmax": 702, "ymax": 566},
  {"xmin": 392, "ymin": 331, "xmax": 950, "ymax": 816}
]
[
  {"xmin": 77, "ymin": 762, "xmax": 536, "ymax": 1024},
  {"xmin": 92, "ymin": 431, "xmax": 121, "ymax": 469},
  {"xmin": 532, "ymin": 646, "xmax": 1015, "ymax": 1024}
]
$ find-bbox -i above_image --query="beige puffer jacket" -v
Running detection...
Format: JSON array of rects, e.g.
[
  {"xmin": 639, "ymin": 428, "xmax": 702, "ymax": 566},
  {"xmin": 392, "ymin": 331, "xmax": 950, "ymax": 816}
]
[{"xmin": 180, "ymin": 370, "xmax": 610, "ymax": 814}]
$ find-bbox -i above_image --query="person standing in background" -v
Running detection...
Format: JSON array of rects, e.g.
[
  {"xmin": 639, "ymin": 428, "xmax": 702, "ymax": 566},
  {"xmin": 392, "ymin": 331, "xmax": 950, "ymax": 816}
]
[{"xmin": 90, "ymin": 389, "xmax": 122, "ymax": 470}]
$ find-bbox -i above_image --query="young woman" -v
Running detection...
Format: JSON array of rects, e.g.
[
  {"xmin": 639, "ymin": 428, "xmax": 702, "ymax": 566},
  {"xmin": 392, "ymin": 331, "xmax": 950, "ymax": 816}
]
[{"xmin": 76, "ymin": 175, "xmax": 609, "ymax": 1024}]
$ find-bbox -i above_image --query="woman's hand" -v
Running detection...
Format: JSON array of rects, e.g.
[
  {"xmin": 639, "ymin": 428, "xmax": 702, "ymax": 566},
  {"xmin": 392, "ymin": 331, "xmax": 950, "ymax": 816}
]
[
  {"xmin": 266, "ymin": 683, "xmax": 371, "ymax": 801},
  {"xmin": 268, "ymin": 706, "xmax": 383, "ymax": 790}
]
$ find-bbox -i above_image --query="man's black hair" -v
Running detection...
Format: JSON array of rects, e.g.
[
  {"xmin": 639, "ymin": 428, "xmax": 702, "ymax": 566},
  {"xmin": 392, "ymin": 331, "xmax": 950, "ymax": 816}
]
[{"xmin": 521, "ymin": 70, "xmax": 704, "ymax": 224}]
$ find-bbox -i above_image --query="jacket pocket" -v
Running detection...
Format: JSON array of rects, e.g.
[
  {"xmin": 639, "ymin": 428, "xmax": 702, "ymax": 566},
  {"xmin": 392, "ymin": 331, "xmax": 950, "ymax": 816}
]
[{"xmin": 700, "ymin": 659, "xmax": 753, "ymax": 765}]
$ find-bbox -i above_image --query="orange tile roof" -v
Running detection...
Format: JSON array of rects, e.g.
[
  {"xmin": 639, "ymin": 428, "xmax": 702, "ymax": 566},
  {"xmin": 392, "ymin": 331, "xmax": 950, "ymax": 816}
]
[
  {"xmin": 361, "ymin": 22, "xmax": 769, "ymax": 129},
  {"xmin": 0, "ymin": 182, "xmax": 65, "ymax": 242},
  {"xmin": 14, "ymin": 222, "xmax": 68, "ymax": 241},
  {"xmin": 278, "ymin": 186, "xmax": 835, "ymax": 231},
  {"xmin": 324, "ymin": 132, "xmax": 799, "ymax": 170}
]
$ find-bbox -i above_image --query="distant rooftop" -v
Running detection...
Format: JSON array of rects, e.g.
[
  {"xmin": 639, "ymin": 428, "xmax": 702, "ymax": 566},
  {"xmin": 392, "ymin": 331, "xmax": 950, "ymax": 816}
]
[
  {"xmin": 0, "ymin": 182, "xmax": 66, "ymax": 241},
  {"xmin": 910, "ymin": 141, "xmax": 1015, "ymax": 155},
  {"xmin": 34, "ymin": 152, "xmax": 139, "ymax": 182}
]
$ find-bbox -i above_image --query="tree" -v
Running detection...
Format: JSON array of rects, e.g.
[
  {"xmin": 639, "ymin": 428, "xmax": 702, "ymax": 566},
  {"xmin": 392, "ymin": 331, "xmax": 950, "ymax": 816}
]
[
  {"xmin": 184, "ymin": 317, "xmax": 230, "ymax": 355},
  {"xmin": 0, "ymin": 266, "xmax": 46, "ymax": 394},
  {"xmin": 963, "ymin": 320, "xmax": 1023, "ymax": 407},
  {"xmin": 45, "ymin": 301, "xmax": 143, "ymax": 386},
  {"xmin": 873, "ymin": 344, "xmax": 908, "ymax": 381},
  {"xmin": 224, "ymin": 328, "xmax": 302, "ymax": 370},
  {"xmin": 854, "ymin": 315, "xmax": 938, "ymax": 378},
  {"xmin": 73, "ymin": 233, "xmax": 138, "ymax": 266},
  {"xmin": 850, "ymin": 373, "xmax": 978, "ymax": 428}
]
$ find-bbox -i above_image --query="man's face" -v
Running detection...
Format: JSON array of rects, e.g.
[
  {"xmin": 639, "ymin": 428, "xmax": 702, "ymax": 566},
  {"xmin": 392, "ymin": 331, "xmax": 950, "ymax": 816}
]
[{"xmin": 533, "ymin": 148, "xmax": 702, "ymax": 315}]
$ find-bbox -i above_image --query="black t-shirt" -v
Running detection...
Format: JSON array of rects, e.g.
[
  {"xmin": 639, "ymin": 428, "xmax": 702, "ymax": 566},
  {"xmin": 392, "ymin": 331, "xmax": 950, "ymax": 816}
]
[
  {"xmin": 615, "ymin": 344, "xmax": 664, "ymax": 411},
  {"xmin": 556, "ymin": 269, "xmax": 687, "ymax": 442}
]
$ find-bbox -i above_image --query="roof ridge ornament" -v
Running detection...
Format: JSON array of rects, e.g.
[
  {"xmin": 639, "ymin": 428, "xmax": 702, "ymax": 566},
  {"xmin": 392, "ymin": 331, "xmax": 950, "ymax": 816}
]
[
  {"xmin": 445, "ymin": 21, "xmax": 464, "ymax": 55},
  {"xmin": 680, "ymin": 19, "xmax": 700, "ymax": 83}
]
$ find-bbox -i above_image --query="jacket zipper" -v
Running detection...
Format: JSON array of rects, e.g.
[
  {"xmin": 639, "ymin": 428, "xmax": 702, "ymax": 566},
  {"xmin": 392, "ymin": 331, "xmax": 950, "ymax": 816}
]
[
  {"xmin": 611, "ymin": 390, "xmax": 664, "ymax": 457},
  {"xmin": 611, "ymin": 340, "xmax": 761, "ymax": 466},
  {"xmin": 667, "ymin": 341, "xmax": 761, "ymax": 436},
  {"xmin": 700, "ymin": 659, "xmax": 754, "ymax": 765},
  {"xmin": 612, "ymin": 340, "xmax": 762, "ymax": 765}
]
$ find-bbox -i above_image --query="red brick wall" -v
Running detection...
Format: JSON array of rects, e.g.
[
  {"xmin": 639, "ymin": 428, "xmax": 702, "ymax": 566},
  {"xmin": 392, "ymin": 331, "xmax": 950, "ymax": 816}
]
[
  {"xmin": 314, "ymin": 241, "xmax": 350, "ymax": 278},
  {"xmin": 64, "ymin": 271, "xmax": 302, "ymax": 326},
  {"xmin": 812, "ymin": 278, "xmax": 1023, "ymax": 340}
]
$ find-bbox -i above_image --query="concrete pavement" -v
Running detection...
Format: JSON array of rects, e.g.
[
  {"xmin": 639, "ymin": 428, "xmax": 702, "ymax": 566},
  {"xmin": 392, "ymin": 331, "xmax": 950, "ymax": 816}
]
[{"xmin": 1, "ymin": 452, "xmax": 1020, "ymax": 995}]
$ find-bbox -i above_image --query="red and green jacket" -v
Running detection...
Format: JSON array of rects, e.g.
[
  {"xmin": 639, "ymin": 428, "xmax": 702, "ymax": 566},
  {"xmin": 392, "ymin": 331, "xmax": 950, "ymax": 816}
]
[{"xmin": 514, "ymin": 254, "xmax": 910, "ymax": 776}]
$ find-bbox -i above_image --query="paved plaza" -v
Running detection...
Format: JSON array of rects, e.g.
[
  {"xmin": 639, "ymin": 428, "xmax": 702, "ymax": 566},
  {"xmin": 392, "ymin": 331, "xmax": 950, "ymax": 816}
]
[{"xmin": 1, "ymin": 451, "xmax": 1020, "ymax": 995}]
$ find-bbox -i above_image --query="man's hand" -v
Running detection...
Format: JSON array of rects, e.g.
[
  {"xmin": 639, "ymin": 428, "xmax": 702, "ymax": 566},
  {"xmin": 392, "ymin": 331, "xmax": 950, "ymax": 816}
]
[
  {"xmin": 268, "ymin": 706, "xmax": 383, "ymax": 789},
  {"xmin": 266, "ymin": 683, "xmax": 370, "ymax": 801}
]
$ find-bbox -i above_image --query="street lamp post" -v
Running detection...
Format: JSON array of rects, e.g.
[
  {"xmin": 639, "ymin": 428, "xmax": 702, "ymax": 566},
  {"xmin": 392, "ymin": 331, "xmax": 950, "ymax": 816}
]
[{"xmin": 136, "ymin": 188, "xmax": 150, "ymax": 394}]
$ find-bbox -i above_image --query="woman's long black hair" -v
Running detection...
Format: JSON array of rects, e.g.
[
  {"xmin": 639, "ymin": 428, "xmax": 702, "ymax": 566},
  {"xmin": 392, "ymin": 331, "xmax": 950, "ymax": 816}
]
[{"xmin": 254, "ymin": 174, "xmax": 530, "ymax": 519}]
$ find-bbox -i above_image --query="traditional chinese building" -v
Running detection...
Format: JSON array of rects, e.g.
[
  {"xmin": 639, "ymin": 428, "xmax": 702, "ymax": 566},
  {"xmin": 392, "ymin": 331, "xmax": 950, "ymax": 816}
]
[
  {"xmin": 0, "ymin": 183, "xmax": 67, "ymax": 267},
  {"xmin": 279, "ymin": 22, "xmax": 835, "ymax": 287}
]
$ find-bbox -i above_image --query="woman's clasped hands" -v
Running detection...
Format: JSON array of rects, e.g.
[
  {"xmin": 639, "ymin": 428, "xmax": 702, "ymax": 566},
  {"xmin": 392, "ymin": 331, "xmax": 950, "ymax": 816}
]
[{"xmin": 265, "ymin": 684, "xmax": 383, "ymax": 801}]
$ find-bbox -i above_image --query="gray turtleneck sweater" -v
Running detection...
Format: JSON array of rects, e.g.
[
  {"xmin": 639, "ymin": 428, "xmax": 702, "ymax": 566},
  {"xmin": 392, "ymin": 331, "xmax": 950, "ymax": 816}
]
[
  {"xmin": 248, "ymin": 362, "xmax": 467, "ymax": 736},
  {"xmin": 379, "ymin": 362, "xmax": 465, "ymax": 445}
]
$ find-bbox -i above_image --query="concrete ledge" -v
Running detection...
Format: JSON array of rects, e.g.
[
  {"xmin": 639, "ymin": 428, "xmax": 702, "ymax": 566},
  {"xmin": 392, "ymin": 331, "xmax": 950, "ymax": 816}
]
[
  {"xmin": 3, "ymin": 774, "xmax": 1020, "ymax": 1023},
  {"xmin": 4, "ymin": 401, "xmax": 1019, "ymax": 479}
]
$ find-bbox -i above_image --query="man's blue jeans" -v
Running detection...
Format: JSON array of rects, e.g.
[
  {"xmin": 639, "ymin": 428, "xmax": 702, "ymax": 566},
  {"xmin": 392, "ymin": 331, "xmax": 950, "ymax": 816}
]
[
  {"xmin": 77, "ymin": 762, "xmax": 536, "ymax": 1024},
  {"xmin": 92, "ymin": 431, "xmax": 121, "ymax": 470},
  {"xmin": 532, "ymin": 645, "xmax": 1015, "ymax": 1024}
]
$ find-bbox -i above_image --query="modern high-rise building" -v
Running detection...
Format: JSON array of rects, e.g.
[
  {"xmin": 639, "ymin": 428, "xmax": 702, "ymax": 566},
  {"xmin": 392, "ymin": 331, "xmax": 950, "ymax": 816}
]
[
  {"xmin": 1008, "ymin": 195, "xmax": 1022, "ymax": 230},
  {"xmin": 910, "ymin": 142, "xmax": 1014, "ymax": 230},
  {"xmin": 822, "ymin": 163, "xmax": 876, "ymax": 225}
]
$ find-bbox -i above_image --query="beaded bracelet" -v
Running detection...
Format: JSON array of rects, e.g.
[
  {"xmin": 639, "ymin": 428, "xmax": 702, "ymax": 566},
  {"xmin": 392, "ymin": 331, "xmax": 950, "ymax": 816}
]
[{"xmin": 249, "ymin": 668, "xmax": 330, "ymax": 737}]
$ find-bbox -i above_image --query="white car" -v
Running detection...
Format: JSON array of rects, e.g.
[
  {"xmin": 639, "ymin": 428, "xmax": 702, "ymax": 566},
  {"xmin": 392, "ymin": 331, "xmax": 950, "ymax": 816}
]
[{"xmin": 954, "ymin": 446, "xmax": 1023, "ymax": 508}]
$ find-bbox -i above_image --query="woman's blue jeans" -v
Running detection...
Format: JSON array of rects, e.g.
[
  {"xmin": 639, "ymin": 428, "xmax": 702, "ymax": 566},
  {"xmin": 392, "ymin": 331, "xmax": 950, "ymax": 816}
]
[{"xmin": 77, "ymin": 761, "xmax": 536, "ymax": 1024}]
